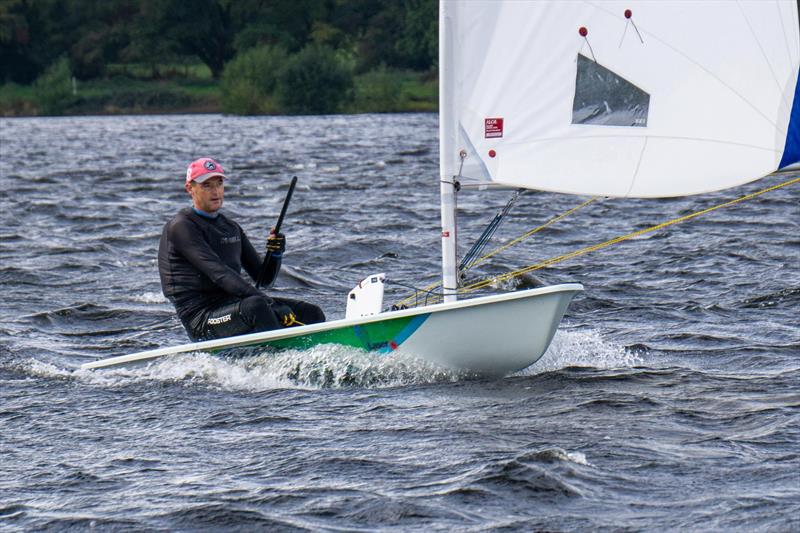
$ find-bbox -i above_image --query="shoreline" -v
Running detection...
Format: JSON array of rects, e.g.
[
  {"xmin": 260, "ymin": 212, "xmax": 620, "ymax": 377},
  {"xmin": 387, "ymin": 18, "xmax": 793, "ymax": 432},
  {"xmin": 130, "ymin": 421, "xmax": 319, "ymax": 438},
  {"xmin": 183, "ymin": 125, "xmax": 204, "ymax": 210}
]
[
  {"xmin": 0, "ymin": 72, "xmax": 438, "ymax": 118},
  {"xmin": 0, "ymin": 104, "xmax": 438, "ymax": 118}
]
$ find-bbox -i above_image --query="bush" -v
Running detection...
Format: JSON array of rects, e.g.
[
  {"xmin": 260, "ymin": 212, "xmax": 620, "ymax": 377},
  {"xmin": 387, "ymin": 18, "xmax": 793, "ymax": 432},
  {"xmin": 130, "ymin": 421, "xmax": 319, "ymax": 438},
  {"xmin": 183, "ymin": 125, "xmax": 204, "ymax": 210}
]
[
  {"xmin": 102, "ymin": 89, "xmax": 191, "ymax": 110},
  {"xmin": 353, "ymin": 66, "xmax": 405, "ymax": 112},
  {"xmin": 0, "ymin": 83, "xmax": 37, "ymax": 116},
  {"xmin": 33, "ymin": 57, "xmax": 74, "ymax": 115},
  {"xmin": 220, "ymin": 45, "xmax": 287, "ymax": 115},
  {"xmin": 276, "ymin": 45, "xmax": 353, "ymax": 115}
]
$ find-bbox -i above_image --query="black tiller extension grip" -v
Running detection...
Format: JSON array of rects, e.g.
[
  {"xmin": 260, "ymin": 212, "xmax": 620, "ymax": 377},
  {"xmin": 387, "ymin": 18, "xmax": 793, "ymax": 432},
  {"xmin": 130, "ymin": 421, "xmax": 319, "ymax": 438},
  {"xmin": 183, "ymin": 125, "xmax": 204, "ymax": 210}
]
[
  {"xmin": 256, "ymin": 176, "xmax": 297, "ymax": 287},
  {"xmin": 272, "ymin": 176, "xmax": 297, "ymax": 234}
]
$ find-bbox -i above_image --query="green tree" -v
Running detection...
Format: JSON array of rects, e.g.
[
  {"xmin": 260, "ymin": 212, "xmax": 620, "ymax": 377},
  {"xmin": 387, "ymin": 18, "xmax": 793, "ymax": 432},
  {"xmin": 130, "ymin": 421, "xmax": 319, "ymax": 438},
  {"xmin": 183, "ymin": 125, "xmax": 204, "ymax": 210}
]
[
  {"xmin": 0, "ymin": 0, "xmax": 36, "ymax": 82},
  {"xmin": 396, "ymin": 0, "xmax": 437, "ymax": 70},
  {"xmin": 69, "ymin": 0, "xmax": 135, "ymax": 79},
  {"xmin": 220, "ymin": 45, "xmax": 287, "ymax": 114},
  {"xmin": 276, "ymin": 44, "xmax": 353, "ymax": 114},
  {"xmin": 1, "ymin": 0, "xmax": 442, "ymax": 114},
  {"xmin": 32, "ymin": 55, "xmax": 73, "ymax": 114},
  {"xmin": 232, "ymin": 0, "xmax": 327, "ymax": 53},
  {"xmin": 0, "ymin": 0, "xmax": 137, "ymax": 83},
  {"xmin": 353, "ymin": 65, "xmax": 405, "ymax": 113},
  {"xmin": 123, "ymin": 0, "xmax": 179, "ymax": 78},
  {"xmin": 139, "ymin": 0, "xmax": 236, "ymax": 79},
  {"xmin": 325, "ymin": 0, "xmax": 404, "ymax": 72},
  {"xmin": 324, "ymin": 0, "xmax": 436, "ymax": 72}
]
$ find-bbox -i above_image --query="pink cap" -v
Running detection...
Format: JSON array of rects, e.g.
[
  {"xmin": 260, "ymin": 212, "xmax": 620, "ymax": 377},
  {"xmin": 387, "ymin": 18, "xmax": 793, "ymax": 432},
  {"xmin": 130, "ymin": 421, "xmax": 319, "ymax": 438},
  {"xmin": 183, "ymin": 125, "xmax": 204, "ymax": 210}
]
[{"xmin": 186, "ymin": 157, "xmax": 227, "ymax": 185}]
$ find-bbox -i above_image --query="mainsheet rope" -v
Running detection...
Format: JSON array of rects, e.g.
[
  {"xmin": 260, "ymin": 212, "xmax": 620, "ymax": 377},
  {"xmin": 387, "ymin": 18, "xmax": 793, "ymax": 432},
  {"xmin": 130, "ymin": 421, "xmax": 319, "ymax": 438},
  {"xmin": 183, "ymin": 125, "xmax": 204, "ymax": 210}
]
[
  {"xmin": 394, "ymin": 196, "xmax": 598, "ymax": 308},
  {"xmin": 398, "ymin": 174, "xmax": 800, "ymax": 306}
]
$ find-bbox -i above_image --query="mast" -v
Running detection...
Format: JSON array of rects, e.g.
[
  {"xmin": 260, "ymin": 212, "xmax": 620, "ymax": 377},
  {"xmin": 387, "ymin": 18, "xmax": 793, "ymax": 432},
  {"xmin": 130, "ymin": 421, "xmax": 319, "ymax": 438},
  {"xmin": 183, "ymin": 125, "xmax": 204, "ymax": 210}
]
[{"xmin": 439, "ymin": 0, "xmax": 458, "ymax": 303}]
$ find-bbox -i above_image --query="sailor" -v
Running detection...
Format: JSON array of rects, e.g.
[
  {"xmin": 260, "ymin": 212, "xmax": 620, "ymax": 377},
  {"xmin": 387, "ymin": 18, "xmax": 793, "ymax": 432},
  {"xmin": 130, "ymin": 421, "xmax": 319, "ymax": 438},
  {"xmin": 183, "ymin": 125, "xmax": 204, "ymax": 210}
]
[{"xmin": 158, "ymin": 157, "xmax": 325, "ymax": 341}]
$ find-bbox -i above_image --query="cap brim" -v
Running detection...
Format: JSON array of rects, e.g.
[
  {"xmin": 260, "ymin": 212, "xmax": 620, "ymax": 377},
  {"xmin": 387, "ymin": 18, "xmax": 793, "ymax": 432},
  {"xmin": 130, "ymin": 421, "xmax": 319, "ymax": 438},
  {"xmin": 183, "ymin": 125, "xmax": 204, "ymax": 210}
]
[{"xmin": 192, "ymin": 172, "xmax": 227, "ymax": 183}]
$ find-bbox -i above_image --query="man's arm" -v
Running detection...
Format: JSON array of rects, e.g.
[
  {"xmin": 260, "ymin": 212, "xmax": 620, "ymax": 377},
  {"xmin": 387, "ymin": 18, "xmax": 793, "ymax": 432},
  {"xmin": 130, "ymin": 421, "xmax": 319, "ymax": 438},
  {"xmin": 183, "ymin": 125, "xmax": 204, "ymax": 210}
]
[
  {"xmin": 241, "ymin": 230, "xmax": 282, "ymax": 288},
  {"xmin": 170, "ymin": 219, "xmax": 262, "ymax": 298}
]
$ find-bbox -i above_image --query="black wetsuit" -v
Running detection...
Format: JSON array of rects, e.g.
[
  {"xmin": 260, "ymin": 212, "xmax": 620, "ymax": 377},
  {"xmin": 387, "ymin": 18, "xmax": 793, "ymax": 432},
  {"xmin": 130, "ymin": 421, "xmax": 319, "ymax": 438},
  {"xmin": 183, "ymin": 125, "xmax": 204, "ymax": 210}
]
[{"xmin": 158, "ymin": 207, "xmax": 324, "ymax": 341}]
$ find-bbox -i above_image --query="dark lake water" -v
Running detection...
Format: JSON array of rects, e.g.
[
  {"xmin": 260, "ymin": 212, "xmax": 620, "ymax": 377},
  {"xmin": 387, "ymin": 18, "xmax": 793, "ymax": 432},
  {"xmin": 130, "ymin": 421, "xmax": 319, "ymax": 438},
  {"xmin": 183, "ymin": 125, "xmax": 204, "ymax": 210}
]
[{"xmin": 1, "ymin": 113, "xmax": 798, "ymax": 531}]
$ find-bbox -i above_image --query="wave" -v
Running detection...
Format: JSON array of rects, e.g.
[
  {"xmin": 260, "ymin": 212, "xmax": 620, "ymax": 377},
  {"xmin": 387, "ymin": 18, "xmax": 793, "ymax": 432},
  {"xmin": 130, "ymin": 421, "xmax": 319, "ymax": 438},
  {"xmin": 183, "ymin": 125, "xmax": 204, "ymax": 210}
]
[
  {"xmin": 740, "ymin": 287, "xmax": 800, "ymax": 309},
  {"xmin": 527, "ymin": 447, "xmax": 592, "ymax": 467},
  {"xmin": 464, "ymin": 449, "xmax": 589, "ymax": 499},
  {"xmin": 520, "ymin": 328, "xmax": 642, "ymax": 375},
  {"xmin": 130, "ymin": 292, "xmax": 168, "ymax": 304},
  {"xmin": 12, "ymin": 325, "xmax": 642, "ymax": 392},
  {"xmin": 16, "ymin": 344, "xmax": 470, "ymax": 392}
]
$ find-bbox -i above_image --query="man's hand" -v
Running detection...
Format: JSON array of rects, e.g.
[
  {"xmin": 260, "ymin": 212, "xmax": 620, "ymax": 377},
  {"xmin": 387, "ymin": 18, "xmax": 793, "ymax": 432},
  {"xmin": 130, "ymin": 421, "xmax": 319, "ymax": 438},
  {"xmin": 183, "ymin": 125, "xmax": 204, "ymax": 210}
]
[
  {"xmin": 267, "ymin": 231, "xmax": 286, "ymax": 254},
  {"xmin": 272, "ymin": 302, "xmax": 297, "ymax": 327}
]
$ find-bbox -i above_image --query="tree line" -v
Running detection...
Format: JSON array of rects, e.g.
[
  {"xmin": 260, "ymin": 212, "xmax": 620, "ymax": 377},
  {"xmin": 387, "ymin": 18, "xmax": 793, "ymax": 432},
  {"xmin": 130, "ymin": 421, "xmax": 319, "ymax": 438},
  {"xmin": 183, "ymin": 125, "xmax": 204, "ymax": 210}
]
[{"xmin": 0, "ymin": 0, "xmax": 438, "ymax": 115}]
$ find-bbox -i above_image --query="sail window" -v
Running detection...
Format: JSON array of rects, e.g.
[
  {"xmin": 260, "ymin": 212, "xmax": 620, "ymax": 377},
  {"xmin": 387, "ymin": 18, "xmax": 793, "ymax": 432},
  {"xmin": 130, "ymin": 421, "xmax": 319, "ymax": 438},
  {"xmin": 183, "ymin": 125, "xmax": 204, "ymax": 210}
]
[{"xmin": 572, "ymin": 54, "xmax": 649, "ymax": 127}]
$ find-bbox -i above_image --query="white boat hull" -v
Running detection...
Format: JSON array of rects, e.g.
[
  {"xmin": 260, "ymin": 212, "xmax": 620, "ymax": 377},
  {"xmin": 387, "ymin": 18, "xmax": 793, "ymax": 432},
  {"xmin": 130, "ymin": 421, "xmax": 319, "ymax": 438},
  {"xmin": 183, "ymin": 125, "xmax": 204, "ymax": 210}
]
[
  {"xmin": 398, "ymin": 285, "xmax": 581, "ymax": 373},
  {"xmin": 81, "ymin": 284, "xmax": 583, "ymax": 375}
]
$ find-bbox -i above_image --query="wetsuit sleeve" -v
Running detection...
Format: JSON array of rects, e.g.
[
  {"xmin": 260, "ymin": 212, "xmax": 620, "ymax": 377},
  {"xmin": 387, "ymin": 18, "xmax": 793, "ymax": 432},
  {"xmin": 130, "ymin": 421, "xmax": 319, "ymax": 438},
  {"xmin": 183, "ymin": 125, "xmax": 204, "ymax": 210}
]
[
  {"xmin": 170, "ymin": 219, "xmax": 262, "ymax": 298},
  {"xmin": 241, "ymin": 230, "xmax": 282, "ymax": 288}
]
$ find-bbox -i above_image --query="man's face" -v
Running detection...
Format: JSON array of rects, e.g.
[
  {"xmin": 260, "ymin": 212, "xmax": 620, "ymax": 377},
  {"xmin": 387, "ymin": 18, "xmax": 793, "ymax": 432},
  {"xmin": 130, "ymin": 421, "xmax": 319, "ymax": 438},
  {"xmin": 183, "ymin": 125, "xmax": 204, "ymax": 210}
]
[{"xmin": 186, "ymin": 176, "xmax": 224, "ymax": 213}]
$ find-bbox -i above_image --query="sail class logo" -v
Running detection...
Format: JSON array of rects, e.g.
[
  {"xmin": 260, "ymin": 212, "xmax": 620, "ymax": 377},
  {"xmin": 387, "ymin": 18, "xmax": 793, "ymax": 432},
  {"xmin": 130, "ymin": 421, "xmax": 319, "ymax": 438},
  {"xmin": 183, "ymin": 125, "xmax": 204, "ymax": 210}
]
[
  {"xmin": 485, "ymin": 118, "xmax": 504, "ymax": 138},
  {"xmin": 572, "ymin": 55, "xmax": 649, "ymax": 127}
]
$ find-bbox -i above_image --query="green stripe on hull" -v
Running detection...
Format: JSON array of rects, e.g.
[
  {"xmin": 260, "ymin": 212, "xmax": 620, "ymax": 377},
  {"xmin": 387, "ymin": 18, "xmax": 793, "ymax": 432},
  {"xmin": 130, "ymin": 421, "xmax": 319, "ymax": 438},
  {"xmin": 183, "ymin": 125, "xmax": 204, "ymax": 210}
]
[{"xmin": 210, "ymin": 313, "xmax": 430, "ymax": 354}]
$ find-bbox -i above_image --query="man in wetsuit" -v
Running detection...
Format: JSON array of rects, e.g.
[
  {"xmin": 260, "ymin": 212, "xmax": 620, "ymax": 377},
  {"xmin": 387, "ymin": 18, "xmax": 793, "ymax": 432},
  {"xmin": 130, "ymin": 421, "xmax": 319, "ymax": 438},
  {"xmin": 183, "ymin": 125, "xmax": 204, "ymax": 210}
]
[{"xmin": 158, "ymin": 157, "xmax": 325, "ymax": 341}]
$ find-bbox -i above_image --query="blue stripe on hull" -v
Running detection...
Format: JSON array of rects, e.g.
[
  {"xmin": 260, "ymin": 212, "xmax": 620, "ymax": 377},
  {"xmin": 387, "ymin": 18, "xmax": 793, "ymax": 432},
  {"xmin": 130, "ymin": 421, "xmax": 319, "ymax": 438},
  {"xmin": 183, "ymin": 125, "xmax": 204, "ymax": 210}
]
[{"xmin": 376, "ymin": 313, "xmax": 429, "ymax": 354}]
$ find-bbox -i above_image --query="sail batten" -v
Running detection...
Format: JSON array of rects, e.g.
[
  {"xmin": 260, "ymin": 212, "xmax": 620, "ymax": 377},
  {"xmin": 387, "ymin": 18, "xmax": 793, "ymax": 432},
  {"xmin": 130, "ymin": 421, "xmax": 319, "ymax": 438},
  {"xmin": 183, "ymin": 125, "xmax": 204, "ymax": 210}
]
[{"xmin": 444, "ymin": 0, "xmax": 800, "ymax": 198}]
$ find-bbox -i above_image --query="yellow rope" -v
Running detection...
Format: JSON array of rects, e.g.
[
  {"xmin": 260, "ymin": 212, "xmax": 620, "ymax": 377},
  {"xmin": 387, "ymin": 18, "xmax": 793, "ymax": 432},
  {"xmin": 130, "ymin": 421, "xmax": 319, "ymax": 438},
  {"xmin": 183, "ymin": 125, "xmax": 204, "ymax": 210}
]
[
  {"xmin": 463, "ymin": 197, "xmax": 598, "ymax": 271},
  {"xmin": 282, "ymin": 314, "xmax": 305, "ymax": 327},
  {"xmin": 394, "ymin": 280, "xmax": 442, "ymax": 309},
  {"xmin": 394, "ymin": 196, "xmax": 598, "ymax": 307},
  {"xmin": 460, "ymin": 175, "xmax": 800, "ymax": 294}
]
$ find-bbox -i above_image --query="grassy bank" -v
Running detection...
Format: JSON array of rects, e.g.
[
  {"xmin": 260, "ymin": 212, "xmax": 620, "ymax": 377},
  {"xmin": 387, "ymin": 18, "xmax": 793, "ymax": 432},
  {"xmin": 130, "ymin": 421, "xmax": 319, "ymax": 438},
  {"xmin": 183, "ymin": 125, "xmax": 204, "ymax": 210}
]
[{"xmin": 0, "ymin": 69, "xmax": 437, "ymax": 117}]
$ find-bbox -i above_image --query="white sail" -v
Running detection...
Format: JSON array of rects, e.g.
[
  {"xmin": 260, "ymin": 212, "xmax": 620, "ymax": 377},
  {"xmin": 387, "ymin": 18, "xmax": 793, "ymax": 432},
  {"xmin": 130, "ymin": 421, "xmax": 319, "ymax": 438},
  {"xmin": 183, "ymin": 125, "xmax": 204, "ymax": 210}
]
[{"xmin": 442, "ymin": 0, "xmax": 800, "ymax": 198}]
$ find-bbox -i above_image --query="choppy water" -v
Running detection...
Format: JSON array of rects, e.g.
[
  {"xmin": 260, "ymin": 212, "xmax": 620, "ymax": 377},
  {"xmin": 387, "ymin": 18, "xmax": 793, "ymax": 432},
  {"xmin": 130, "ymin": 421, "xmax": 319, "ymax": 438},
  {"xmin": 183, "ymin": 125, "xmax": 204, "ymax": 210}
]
[{"xmin": 1, "ymin": 114, "xmax": 798, "ymax": 531}]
